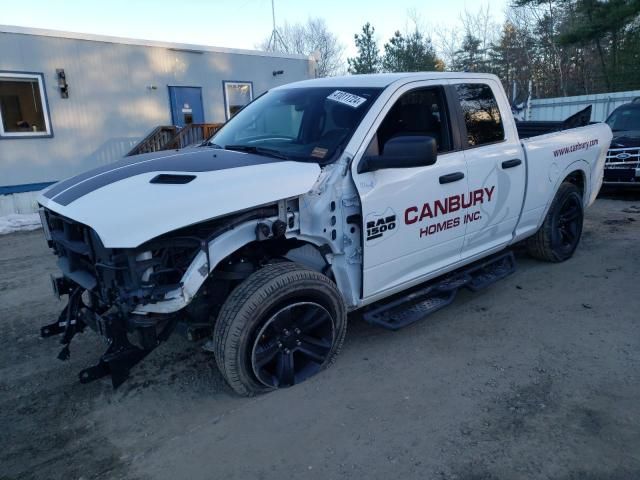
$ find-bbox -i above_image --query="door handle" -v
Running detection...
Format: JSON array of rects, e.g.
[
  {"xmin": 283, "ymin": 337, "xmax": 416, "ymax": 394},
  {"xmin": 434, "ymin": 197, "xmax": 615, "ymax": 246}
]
[
  {"xmin": 439, "ymin": 172, "xmax": 465, "ymax": 184},
  {"xmin": 502, "ymin": 158, "xmax": 522, "ymax": 169}
]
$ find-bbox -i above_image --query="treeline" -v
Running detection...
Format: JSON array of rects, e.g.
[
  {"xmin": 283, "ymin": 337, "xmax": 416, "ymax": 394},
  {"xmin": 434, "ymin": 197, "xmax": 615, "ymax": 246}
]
[
  {"xmin": 260, "ymin": 1, "xmax": 640, "ymax": 101},
  {"xmin": 495, "ymin": 0, "xmax": 640, "ymax": 99}
]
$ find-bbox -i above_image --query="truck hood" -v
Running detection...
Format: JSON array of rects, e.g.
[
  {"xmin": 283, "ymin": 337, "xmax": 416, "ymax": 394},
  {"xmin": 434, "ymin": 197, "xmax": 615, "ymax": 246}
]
[
  {"xmin": 611, "ymin": 130, "xmax": 640, "ymax": 148},
  {"xmin": 38, "ymin": 148, "xmax": 321, "ymax": 248}
]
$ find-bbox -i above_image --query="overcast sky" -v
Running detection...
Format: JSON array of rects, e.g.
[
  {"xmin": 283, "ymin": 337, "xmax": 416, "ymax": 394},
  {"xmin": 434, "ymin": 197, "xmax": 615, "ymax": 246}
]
[{"xmin": 1, "ymin": 0, "xmax": 509, "ymax": 58}]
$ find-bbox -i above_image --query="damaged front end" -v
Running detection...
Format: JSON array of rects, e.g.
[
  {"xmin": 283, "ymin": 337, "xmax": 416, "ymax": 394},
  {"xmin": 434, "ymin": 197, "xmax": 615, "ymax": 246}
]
[{"xmin": 39, "ymin": 207, "xmax": 207, "ymax": 387}]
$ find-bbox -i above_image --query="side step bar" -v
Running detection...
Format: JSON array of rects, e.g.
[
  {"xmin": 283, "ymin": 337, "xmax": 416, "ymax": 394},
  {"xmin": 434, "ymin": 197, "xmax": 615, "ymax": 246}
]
[{"xmin": 362, "ymin": 251, "xmax": 516, "ymax": 330}]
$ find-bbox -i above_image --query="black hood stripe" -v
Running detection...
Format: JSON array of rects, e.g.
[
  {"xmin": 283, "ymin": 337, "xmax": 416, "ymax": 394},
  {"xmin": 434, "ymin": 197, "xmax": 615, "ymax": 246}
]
[
  {"xmin": 46, "ymin": 149, "xmax": 285, "ymax": 206},
  {"xmin": 43, "ymin": 149, "xmax": 183, "ymax": 199}
]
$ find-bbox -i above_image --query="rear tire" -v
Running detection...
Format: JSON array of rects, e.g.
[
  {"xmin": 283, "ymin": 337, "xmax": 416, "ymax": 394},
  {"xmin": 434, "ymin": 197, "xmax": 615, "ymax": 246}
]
[
  {"xmin": 213, "ymin": 262, "xmax": 347, "ymax": 396},
  {"xmin": 526, "ymin": 182, "xmax": 584, "ymax": 262}
]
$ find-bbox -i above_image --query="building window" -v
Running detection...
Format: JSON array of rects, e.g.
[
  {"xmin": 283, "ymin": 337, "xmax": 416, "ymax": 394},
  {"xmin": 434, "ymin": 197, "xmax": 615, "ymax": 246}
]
[
  {"xmin": 454, "ymin": 83, "xmax": 504, "ymax": 147},
  {"xmin": 0, "ymin": 72, "xmax": 52, "ymax": 138},
  {"xmin": 223, "ymin": 81, "xmax": 253, "ymax": 120}
]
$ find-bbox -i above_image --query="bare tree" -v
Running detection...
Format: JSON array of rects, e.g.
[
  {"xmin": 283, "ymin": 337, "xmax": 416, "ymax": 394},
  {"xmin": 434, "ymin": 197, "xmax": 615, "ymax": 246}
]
[
  {"xmin": 433, "ymin": 25, "xmax": 462, "ymax": 70},
  {"xmin": 511, "ymin": 0, "xmax": 568, "ymax": 96},
  {"xmin": 433, "ymin": 5, "xmax": 499, "ymax": 71},
  {"xmin": 460, "ymin": 4, "xmax": 499, "ymax": 68},
  {"xmin": 258, "ymin": 18, "xmax": 346, "ymax": 77}
]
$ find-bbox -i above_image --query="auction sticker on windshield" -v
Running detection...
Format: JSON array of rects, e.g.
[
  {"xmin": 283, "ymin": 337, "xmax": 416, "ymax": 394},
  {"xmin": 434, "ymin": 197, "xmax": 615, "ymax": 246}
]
[{"xmin": 327, "ymin": 90, "xmax": 367, "ymax": 108}]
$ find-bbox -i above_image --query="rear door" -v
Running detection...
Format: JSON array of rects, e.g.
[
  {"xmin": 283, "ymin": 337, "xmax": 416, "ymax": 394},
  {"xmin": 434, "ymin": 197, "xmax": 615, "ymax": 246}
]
[
  {"xmin": 353, "ymin": 81, "xmax": 469, "ymax": 299},
  {"xmin": 168, "ymin": 86, "xmax": 204, "ymax": 127},
  {"xmin": 450, "ymin": 81, "xmax": 526, "ymax": 259}
]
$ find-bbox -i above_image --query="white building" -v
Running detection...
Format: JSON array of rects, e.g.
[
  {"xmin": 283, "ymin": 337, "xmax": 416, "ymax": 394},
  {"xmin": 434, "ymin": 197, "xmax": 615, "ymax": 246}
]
[{"xmin": 0, "ymin": 25, "xmax": 315, "ymax": 214}]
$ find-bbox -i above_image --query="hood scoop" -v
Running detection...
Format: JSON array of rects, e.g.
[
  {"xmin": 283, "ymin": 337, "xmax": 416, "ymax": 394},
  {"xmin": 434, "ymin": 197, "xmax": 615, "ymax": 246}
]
[{"xmin": 150, "ymin": 174, "xmax": 196, "ymax": 184}]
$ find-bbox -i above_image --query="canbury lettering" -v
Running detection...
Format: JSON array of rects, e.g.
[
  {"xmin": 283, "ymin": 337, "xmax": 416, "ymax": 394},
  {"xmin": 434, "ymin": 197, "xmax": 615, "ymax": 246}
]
[
  {"xmin": 404, "ymin": 186, "xmax": 496, "ymax": 225},
  {"xmin": 433, "ymin": 199, "xmax": 447, "ymax": 217},
  {"xmin": 405, "ymin": 206, "xmax": 419, "ymax": 224},
  {"xmin": 448, "ymin": 195, "xmax": 460, "ymax": 213},
  {"xmin": 484, "ymin": 186, "xmax": 495, "ymax": 202},
  {"xmin": 420, "ymin": 202, "xmax": 433, "ymax": 221},
  {"xmin": 461, "ymin": 192, "xmax": 473, "ymax": 209}
]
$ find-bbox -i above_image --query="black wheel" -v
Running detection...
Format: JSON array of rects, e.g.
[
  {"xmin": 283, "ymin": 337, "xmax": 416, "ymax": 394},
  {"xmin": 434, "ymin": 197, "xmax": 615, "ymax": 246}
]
[
  {"xmin": 213, "ymin": 262, "xmax": 347, "ymax": 396},
  {"xmin": 526, "ymin": 182, "xmax": 584, "ymax": 262}
]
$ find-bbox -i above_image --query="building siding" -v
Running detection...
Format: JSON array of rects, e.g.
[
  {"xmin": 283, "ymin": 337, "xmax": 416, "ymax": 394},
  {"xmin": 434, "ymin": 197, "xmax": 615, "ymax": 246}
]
[
  {"xmin": 0, "ymin": 29, "xmax": 314, "ymax": 187},
  {"xmin": 528, "ymin": 90, "xmax": 640, "ymax": 122}
]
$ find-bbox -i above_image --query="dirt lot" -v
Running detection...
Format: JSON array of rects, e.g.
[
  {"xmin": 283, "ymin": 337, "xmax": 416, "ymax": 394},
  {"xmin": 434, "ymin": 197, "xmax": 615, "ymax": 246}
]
[{"xmin": 1, "ymin": 194, "xmax": 639, "ymax": 480}]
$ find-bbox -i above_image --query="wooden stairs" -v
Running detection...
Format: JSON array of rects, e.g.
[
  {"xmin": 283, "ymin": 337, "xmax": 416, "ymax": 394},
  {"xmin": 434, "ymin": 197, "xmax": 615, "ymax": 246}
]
[{"xmin": 127, "ymin": 123, "xmax": 223, "ymax": 156}]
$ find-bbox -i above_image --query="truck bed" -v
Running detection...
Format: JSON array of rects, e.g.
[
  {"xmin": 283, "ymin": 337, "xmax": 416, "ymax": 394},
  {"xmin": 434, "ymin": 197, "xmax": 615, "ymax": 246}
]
[
  {"xmin": 516, "ymin": 106, "xmax": 593, "ymax": 139},
  {"xmin": 513, "ymin": 122, "xmax": 612, "ymax": 244}
]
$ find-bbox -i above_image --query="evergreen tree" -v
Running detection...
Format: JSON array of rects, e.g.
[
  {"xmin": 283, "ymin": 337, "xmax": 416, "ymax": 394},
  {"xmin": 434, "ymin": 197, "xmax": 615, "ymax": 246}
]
[
  {"xmin": 382, "ymin": 30, "xmax": 441, "ymax": 72},
  {"xmin": 489, "ymin": 21, "xmax": 535, "ymax": 103},
  {"xmin": 452, "ymin": 34, "xmax": 485, "ymax": 72},
  {"xmin": 558, "ymin": 0, "xmax": 640, "ymax": 90},
  {"xmin": 347, "ymin": 23, "xmax": 382, "ymax": 74}
]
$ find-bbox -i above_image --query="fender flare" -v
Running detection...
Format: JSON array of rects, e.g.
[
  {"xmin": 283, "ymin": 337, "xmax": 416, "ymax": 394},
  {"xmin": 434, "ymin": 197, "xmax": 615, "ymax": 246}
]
[{"xmin": 536, "ymin": 159, "xmax": 589, "ymax": 231}]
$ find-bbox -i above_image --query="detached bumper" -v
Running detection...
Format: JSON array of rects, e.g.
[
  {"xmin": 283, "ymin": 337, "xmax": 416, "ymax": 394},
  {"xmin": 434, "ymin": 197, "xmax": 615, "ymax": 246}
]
[{"xmin": 42, "ymin": 273, "xmax": 178, "ymax": 388}]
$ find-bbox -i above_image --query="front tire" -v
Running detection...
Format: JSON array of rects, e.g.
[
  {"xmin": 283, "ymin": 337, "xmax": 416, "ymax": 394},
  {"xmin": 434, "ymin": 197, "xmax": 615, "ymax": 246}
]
[
  {"xmin": 526, "ymin": 182, "xmax": 584, "ymax": 262},
  {"xmin": 213, "ymin": 262, "xmax": 347, "ymax": 396}
]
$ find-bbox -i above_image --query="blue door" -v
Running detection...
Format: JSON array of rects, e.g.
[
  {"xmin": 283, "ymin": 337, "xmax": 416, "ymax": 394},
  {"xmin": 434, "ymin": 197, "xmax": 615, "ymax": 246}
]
[{"xmin": 168, "ymin": 86, "xmax": 204, "ymax": 127}]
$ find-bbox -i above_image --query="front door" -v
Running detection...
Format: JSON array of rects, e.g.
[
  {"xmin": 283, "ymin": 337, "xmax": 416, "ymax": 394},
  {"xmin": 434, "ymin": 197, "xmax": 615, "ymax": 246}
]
[
  {"xmin": 451, "ymin": 81, "xmax": 526, "ymax": 259},
  {"xmin": 168, "ymin": 86, "xmax": 204, "ymax": 127},
  {"xmin": 353, "ymin": 83, "xmax": 469, "ymax": 299}
]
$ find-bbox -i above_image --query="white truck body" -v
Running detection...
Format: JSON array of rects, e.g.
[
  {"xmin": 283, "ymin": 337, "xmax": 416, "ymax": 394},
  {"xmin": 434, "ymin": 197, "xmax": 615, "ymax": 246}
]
[{"xmin": 37, "ymin": 73, "xmax": 612, "ymax": 392}]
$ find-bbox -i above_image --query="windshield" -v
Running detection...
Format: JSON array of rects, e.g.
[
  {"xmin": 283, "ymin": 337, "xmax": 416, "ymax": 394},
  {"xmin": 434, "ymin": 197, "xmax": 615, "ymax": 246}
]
[
  {"xmin": 606, "ymin": 107, "xmax": 640, "ymax": 132},
  {"xmin": 208, "ymin": 86, "xmax": 382, "ymax": 163}
]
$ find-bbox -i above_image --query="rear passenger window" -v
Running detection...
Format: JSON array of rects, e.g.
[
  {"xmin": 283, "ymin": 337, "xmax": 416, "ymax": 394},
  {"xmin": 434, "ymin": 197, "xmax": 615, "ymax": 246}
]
[{"xmin": 455, "ymin": 83, "xmax": 505, "ymax": 147}]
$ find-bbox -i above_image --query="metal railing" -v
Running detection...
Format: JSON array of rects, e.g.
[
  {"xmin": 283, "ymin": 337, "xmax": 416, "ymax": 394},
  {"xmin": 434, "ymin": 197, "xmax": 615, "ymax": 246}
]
[
  {"xmin": 164, "ymin": 123, "xmax": 223, "ymax": 150},
  {"xmin": 126, "ymin": 126, "xmax": 178, "ymax": 156},
  {"xmin": 126, "ymin": 123, "xmax": 224, "ymax": 157}
]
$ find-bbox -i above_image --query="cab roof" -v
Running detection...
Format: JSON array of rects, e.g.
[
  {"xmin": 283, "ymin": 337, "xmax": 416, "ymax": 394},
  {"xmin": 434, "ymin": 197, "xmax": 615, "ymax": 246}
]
[{"xmin": 278, "ymin": 72, "xmax": 501, "ymax": 89}]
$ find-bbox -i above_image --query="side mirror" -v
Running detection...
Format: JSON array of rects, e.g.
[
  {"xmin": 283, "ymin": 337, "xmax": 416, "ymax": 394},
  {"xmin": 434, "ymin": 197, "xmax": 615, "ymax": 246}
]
[{"xmin": 357, "ymin": 136, "xmax": 437, "ymax": 174}]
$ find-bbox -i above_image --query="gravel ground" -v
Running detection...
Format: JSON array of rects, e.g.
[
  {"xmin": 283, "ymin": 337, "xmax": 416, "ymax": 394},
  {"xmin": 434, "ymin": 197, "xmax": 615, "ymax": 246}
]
[{"xmin": 1, "ymin": 193, "xmax": 639, "ymax": 480}]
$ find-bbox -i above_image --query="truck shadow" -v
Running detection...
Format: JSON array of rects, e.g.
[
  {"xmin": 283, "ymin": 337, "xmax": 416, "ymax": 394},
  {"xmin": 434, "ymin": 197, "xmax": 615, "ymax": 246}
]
[{"xmin": 598, "ymin": 185, "xmax": 640, "ymax": 201}]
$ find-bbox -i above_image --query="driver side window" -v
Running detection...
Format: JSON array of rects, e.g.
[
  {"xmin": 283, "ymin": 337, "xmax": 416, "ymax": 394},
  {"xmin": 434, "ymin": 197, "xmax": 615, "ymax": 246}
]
[{"xmin": 366, "ymin": 87, "xmax": 452, "ymax": 156}]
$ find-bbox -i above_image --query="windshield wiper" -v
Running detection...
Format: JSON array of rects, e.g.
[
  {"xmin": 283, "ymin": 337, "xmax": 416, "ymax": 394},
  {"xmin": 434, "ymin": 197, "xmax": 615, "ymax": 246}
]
[
  {"xmin": 202, "ymin": 141, "xmax": 223, "ymax": 148},
  {"xmin": 224, "ymin": 145, "xmax": 290, "ymax": 160}
]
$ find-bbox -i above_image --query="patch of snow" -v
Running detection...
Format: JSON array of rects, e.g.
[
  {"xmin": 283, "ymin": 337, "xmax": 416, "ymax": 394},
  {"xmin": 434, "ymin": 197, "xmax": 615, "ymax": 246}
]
[{"xmin": 0, "ymin": 213, "xmax": 42, "ymax": 235}]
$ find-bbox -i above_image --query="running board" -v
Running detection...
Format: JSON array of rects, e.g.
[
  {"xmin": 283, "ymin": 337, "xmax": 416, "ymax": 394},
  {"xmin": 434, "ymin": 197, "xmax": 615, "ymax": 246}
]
[{"xmin": 362, "ymin": 251, "xmax": 516, "ymax": 330}]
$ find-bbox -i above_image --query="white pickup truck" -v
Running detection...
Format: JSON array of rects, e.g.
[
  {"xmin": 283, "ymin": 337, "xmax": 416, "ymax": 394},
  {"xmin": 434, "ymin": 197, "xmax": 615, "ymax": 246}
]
[{"xmin": 38, "ymin": 73, "xmax": 612, "ymax": 395}]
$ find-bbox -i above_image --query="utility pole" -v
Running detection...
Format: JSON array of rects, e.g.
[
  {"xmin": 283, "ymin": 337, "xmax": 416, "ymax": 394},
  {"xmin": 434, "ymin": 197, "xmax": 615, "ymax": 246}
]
[{"xmin": 267, "ymin": 0, "xmax": 286, "ymax": 52}]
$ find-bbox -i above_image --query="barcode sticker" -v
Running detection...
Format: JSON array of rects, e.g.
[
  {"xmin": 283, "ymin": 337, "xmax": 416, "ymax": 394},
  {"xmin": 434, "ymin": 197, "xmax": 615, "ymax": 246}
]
[{"xmin": 327, "ymin": 90, "xmax": 367, "ymax": 108}]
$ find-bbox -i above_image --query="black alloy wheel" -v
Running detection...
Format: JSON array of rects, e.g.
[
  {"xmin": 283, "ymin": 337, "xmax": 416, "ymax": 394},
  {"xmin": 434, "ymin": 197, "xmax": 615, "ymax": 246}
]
[
  {"xmin": 526, "ymin": 181, "xmax": 584, "ymax": 262},
  {"xmin": 553, "ymin": 192, "xmax": 583, "ymax": 253},
  {"xmin": 213, "ymin": 262, "xmax": 347, "ymax": 396},
  {"xmin": 251, "ymin": 302, "xmax": 335, "ymax": 388}
]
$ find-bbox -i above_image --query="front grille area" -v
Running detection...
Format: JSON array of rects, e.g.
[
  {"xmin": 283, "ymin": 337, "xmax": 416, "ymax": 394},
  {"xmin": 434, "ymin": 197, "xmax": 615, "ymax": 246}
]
[
  {"xmin": 605, "ymin": 147, "xmax": 640, "ymax": 168},
  {"xmin": 604, "ymin": 147, "xmax": 640, "ymax": 183},
  {"xmin": 41, "ymin": 207, "xmax": 201, "ymax": 309},
  {"xmin": 44, "ymin": 209, "xmax": 101, "ymax": 291}
]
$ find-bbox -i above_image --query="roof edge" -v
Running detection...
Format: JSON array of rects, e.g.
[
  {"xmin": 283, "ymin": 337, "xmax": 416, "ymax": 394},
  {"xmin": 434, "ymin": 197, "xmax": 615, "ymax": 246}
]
[{"xmin": 0, "ymin": 24, "xmax": 313, "ymax": 61}]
